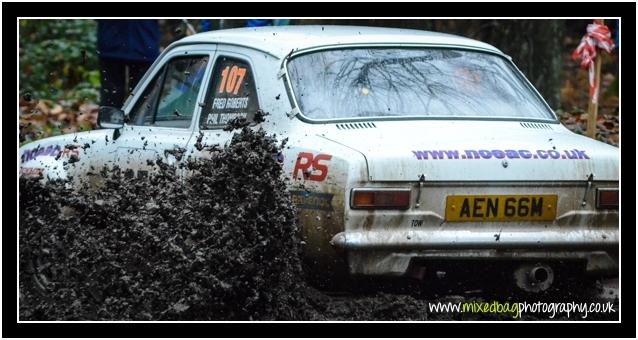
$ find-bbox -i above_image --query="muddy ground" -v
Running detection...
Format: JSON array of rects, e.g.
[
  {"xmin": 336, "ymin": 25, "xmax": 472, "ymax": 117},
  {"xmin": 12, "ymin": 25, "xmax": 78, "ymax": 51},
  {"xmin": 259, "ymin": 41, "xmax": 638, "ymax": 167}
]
[{"xmin": 19, "ymin": 126, "xmax": 618, "ymax": 321}]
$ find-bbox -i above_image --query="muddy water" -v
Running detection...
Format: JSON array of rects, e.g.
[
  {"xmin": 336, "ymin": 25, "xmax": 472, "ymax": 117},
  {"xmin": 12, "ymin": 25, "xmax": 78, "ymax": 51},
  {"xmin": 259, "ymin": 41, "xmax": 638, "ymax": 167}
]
[{"xmin": 19, "ymin": 126, "xmax": 618, "ymax": 321}]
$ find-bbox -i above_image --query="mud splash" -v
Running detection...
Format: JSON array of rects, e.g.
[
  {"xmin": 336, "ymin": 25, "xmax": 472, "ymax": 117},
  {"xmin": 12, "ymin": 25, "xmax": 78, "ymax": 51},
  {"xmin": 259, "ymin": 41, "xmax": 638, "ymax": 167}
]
[
  {"xmin": 20, "ymin": 126, "xmax": 315, "ymax": 320},
  {"xmin": 19, "ymin": 126, "xmax": 617, "ymax": 321}
]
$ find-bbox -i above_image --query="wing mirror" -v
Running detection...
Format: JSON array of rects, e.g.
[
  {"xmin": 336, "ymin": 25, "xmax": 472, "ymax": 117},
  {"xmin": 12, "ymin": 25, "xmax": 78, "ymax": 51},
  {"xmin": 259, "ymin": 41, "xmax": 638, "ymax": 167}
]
[{"xmin": 98, "ymin": 106, "xmax": 126, "ymax": 129}]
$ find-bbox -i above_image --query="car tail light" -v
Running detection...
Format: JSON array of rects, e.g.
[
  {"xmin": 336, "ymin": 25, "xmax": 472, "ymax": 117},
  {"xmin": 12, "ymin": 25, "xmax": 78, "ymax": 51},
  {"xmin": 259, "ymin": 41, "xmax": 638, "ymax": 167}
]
[
  {"xmin": 351, "ymin": 189, "xmax": 410, "ymax": 210},
  {"xmin": 596, "ymin": 188, "xmax": 619, "ymax": 210}
]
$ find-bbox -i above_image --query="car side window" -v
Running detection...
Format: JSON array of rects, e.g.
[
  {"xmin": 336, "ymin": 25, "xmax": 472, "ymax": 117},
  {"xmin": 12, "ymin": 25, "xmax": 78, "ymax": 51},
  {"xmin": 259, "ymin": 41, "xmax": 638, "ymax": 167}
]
[
  {"xmin": 199, "ymin": 56, "xmax": 259, "ymax": 129},
  {"xmin": 129, "ymin": 56, "xmax": 208, "ymax": 128}
]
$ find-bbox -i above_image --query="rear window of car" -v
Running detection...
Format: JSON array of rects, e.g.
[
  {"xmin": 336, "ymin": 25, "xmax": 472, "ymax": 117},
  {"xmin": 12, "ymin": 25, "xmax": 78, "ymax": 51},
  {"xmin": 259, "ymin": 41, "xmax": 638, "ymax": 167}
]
[{"xmin": 286, "ymin": 48, "xmax": 555, "ymax": 121}]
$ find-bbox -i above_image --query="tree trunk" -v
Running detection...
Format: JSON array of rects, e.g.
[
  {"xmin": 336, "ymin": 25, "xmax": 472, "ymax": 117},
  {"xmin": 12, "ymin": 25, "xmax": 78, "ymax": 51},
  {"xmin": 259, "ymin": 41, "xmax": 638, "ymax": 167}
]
[{"xmin": 471, "ymin": 20, "xmax": 565, "ymax": 110}]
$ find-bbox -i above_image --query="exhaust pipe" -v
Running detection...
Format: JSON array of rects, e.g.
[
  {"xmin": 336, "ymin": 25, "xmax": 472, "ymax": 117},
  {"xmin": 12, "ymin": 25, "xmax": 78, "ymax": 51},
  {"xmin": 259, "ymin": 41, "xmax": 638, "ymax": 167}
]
[{"xmin": 514, "ymin": 263, "xmax": 554, "ymax": 293}]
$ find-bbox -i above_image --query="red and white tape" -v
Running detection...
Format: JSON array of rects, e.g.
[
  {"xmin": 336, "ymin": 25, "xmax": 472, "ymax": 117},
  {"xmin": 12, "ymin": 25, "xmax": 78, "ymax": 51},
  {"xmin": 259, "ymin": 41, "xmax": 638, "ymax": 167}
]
[{"xmin": 571, "ymin": 20, "xmax": 615, "ymax": 104}]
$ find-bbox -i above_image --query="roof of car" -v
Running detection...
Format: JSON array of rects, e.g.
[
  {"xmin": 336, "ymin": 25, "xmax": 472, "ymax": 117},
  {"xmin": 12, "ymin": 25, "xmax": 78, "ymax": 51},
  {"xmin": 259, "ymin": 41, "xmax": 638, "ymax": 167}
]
[{"xmin": 177, "ymin": 25, "xmax": 503, "ymax": 58}]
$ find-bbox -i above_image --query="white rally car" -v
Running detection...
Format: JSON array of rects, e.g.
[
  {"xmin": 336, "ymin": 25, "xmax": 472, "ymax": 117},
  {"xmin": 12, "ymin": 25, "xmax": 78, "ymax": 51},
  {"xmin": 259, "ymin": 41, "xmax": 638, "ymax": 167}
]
[{"xmin": 19, "ymin": 26, "xmax": 619, "ymax": 292}]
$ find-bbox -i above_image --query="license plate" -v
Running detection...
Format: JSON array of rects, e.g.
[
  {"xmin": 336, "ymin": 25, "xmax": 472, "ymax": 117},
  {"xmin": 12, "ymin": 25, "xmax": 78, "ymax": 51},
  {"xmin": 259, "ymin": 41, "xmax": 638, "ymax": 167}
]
[{"xmin": 445, "ymin": 195, "xmax": 557, "ymax": 222}]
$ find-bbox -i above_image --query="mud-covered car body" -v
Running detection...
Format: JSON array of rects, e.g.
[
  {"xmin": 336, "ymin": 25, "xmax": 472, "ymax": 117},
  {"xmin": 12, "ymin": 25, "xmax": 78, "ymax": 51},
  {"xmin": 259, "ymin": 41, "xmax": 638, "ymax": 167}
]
[{"xmin": 19, "ymin": 26, "xmax": 619, "ymax": 288}]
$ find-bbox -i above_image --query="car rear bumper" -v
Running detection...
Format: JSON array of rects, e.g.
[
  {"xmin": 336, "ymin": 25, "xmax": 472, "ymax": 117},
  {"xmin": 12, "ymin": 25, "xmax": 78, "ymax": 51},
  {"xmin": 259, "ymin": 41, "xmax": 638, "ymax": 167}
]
[
  {"xmin": 330, "ymin": 228, "xmax": 618, "ymax": 250},
  {"xmin": 330, "ymin": 228, "xmax": 618, "ymax": 276}
]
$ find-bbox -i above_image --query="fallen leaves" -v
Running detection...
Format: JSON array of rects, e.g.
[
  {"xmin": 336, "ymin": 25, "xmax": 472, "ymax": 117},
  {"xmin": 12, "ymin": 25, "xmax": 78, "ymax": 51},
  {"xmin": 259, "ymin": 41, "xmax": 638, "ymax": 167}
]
[
  {"xmin": 19, "ymin": 97, "xmax": 98, "ymax": 144},
  {"xmin": 560, "ymin": 111, "xmax": 619, "ymax": 147}
]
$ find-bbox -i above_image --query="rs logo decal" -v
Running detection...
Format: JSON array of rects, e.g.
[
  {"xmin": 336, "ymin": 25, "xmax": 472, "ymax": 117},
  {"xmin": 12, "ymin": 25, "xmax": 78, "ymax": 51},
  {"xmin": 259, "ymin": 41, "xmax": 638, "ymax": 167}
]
[{"xmin": 293, "ymin": 152, "xmax": 332, "ymax": 181}]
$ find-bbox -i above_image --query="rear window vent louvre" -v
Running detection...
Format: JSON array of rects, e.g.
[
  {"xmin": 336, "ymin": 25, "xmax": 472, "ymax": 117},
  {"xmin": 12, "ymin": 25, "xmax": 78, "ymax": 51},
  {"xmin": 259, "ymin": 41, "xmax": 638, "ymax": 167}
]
[
  {"xmin": 336, "ymin": 122, "xmax": 377, "ymax": 130},
  {"xmin": 520, "ymin": 122, "xmax": 553, "ymax": 130}
]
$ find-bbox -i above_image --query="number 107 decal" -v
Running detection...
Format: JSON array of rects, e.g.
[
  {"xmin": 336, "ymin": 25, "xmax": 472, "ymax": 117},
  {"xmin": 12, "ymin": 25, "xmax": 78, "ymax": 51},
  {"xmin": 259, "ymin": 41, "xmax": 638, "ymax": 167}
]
[{"xmin": 218, "ymin": 65, "xmax": 247, "ymax": 95}]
